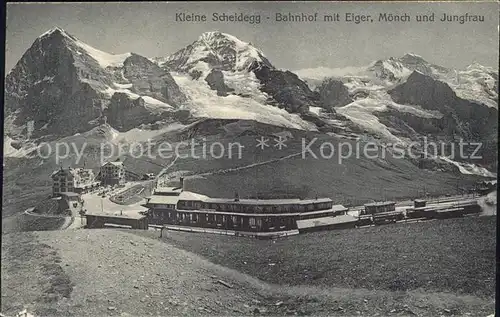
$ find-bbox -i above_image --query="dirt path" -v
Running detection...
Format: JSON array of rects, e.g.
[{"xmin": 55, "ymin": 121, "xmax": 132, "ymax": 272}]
[
  {"xmin": 2, "ymin": 230, "xmax": 279, "ymax": 317},
  {"xmin": 156, "ymin": 156, "xmax": 179, "ymax": 183},
  {"xmin": 2, "ymin": 229, "xmax": 495, "ymax": 317}
]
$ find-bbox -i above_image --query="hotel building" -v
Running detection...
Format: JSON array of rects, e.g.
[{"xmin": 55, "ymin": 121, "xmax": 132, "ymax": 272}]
[{"xmin": 142, "ymin": 178, "xmax": 348, "ymax": 233}]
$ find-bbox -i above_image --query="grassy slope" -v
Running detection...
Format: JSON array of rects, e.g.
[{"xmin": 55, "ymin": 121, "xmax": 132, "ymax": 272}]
[
  {"xmin": 134, "ymin": 216, "xmax": 496, "ymax": 298},
  {"xmin": 3, "ymin": 120, "xmax": 481, "ymax": 219},
  {"xmin": 2, "ymin": 223, "xmax": 496, "ymax": 317},
  {"xmin": 169, "ymin": 133, "xmax": 480, "ymax": 205},
  {"xmin": 1, "ymin": 232, "xmax": 73, "ymax": 317}
]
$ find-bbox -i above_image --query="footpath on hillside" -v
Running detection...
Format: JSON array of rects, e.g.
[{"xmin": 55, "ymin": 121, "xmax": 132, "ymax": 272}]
[{"xmin": 2, "ymin": 228, "xmax": 495, "ymax": 317}]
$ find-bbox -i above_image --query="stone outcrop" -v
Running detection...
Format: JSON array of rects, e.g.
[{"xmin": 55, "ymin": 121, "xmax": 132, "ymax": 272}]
[
  {"xmin": 249, "ymin": 61, "xmax": 320, "ymax": 114},
  {"xmin": 317, "ymin": 78, "xmax": 352, "ymax": 109},
  {"xmin": 388, "ymin": 71, "xmax": 498, "ymax": 166},
  {"xmin": 204, "ymin": 69, "xmax": 234, "ymax": 96},
  {"xmin": 4, "ymin": 29, "xmax": 107, "ymax": 139},
  {"xmin": 122, "ymin": 54, "xmax": 186, "ymax": 106}
]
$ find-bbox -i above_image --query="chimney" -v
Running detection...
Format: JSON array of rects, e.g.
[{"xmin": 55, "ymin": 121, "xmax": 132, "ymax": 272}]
[
  {"xmin": 234, "ymin": 191, "xmax": 240, "ymax": 202},
  {"xmin": 179, "ymin": 177, "xmax": 184, "ymax": 190}
]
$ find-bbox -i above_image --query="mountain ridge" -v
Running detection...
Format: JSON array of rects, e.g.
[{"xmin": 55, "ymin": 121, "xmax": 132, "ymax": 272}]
[
  {"xmin": 3, "ymin": 27, "xmax": 497, "ymax": 222},
  {"xmin": 4, "ymin": 27, "xmax": 498, "ymax": 177}
]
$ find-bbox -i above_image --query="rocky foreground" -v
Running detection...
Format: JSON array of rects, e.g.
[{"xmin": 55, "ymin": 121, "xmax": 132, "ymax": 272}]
[{"xmin": 1, "ymin": 228, "xmax": 495, "ymax": 317}]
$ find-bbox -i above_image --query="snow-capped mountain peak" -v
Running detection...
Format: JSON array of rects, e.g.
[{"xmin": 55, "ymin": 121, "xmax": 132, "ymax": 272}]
[
  {"xmin": 465, "ymin": 61, "xmax": 496, "ymax": 73},
  {"xmin": 71, "ymin": 38, "xmax": 132, "ymax": 69},
  {"xmin": 37, "ymin": 27, "xmax": 132, "ymax": 69},
  {"xmin": 400, "ymin": 52, "xmax": 426, "ymax": 61},
  {"xmin": 402, "ymin": 52, "xmax": 423, "ymax": 58},
  {"xmin": 39, "ymin": 26, "xmax": 74, "ymax": 39},
  {"xmin": 162, "ymin": 31, "xmax": 273, "ymax": 73},
  {"xmin": 198, "ymin": 31, "xmax": 253, "ymax": 51}
]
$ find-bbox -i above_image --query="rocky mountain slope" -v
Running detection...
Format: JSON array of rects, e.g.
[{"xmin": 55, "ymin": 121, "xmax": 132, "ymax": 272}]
[
  {"xmin": 3, "ymin": 27, "xmax": 497, "ymax": 219},
  {"xmin": 296, "ymin": 53, "xmax": 498, "ymax": 170},
  {"xmin": 161, "ymin": 31, "xmax": 331, "ymax": 117},
  {"xmin": 162, "ymin": 31, "xmax": 273, "ymax": 73},
  {"xmin": 297, "ymin": 53, "xmax": 498, "ymax": 110},
  {"xmin": 5, "ymin": 27, "xmax": 187, "ymax": 140}
]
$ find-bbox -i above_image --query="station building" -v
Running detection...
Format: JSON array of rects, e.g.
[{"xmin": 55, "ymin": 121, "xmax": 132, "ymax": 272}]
[{"xmin": 142, "ymin": 178, "xmax": 348, "ymax": 232}]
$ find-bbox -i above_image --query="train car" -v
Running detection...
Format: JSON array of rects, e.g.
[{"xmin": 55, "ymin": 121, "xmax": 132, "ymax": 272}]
[
  {"xmin": 356, "ymin": 215, "xmax": 373, "ymax": 227},
  {"xmin": 434, "ymin": 207, "xmax": 465, "ymax": 219},
  {"xmin": 406, "ymin": 207, "xmax": 437, "ymax": 220},
  {"xmin": 372, "ymin": 211, "xmax": 404, "ymax": 225}
]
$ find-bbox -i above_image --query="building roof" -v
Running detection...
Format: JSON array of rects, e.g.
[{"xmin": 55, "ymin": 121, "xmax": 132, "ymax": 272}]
[
  {"xmin": 154, "ymin": 186, "xmax": 182, "ymax": 194},
  {"xmin": 102, "ymin": 161, "xmax": 124, "ymax": 167},
  {"xmin": 85, "ymin": 213, "xmax": 146, "ymax": 220},
  {"xmin": 296, "ymin": 215, "xmax": 358, "ymax": 229},
  {"xmin": 146, "ymin": 191, "xmax": 209, "ymax": 205},
  {"xmin": 59, "ymin": 192, "xmax": 81, "ymax": 197},
  {"xmin": 178, "ymin": 191, "xmax": 210, "ymax": 201},
  {"xmin": 201, "ymin": 197, "xmax": 333, "ymax": 206},
  {"xmin": 331, "ymin": 205, "xmax": 349, "ymax": 212},
  {"xmin": 51, "ymin": 167, "xmax": 94, "ymax": 179},
  {"xmin": 147, "ymin": 196, "xmax": 180, "ymax": 205},
  {"xmin": 51, "ymin": 170, "xmax": 61, "ymax": 177},
  {"xmin": 51, "ymin": 168, "xmax": 75, "ymax": 179},
  {"xmin": 364, "ymin": 201, "xmax": 396, "ymax": 207},
  {"xmin": 172, "ymin": 209, "xmax": 336, "ymax": 217}
]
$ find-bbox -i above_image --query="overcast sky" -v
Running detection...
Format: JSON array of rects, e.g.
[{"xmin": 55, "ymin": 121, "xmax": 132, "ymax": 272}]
[{"xmin": 5, "ymin": 2, "xmax": 499, "ymax": 72}]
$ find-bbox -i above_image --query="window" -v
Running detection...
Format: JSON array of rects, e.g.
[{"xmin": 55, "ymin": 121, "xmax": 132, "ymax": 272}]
[{"xmin": 256, "ymin": 218, "xmax": 262, "ymax": 228}]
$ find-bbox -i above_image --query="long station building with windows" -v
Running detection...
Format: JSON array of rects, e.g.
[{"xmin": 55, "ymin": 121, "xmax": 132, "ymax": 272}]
[{"xmin": 142, "ymin": 178, "xmax": 348, "ymax": 232}]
